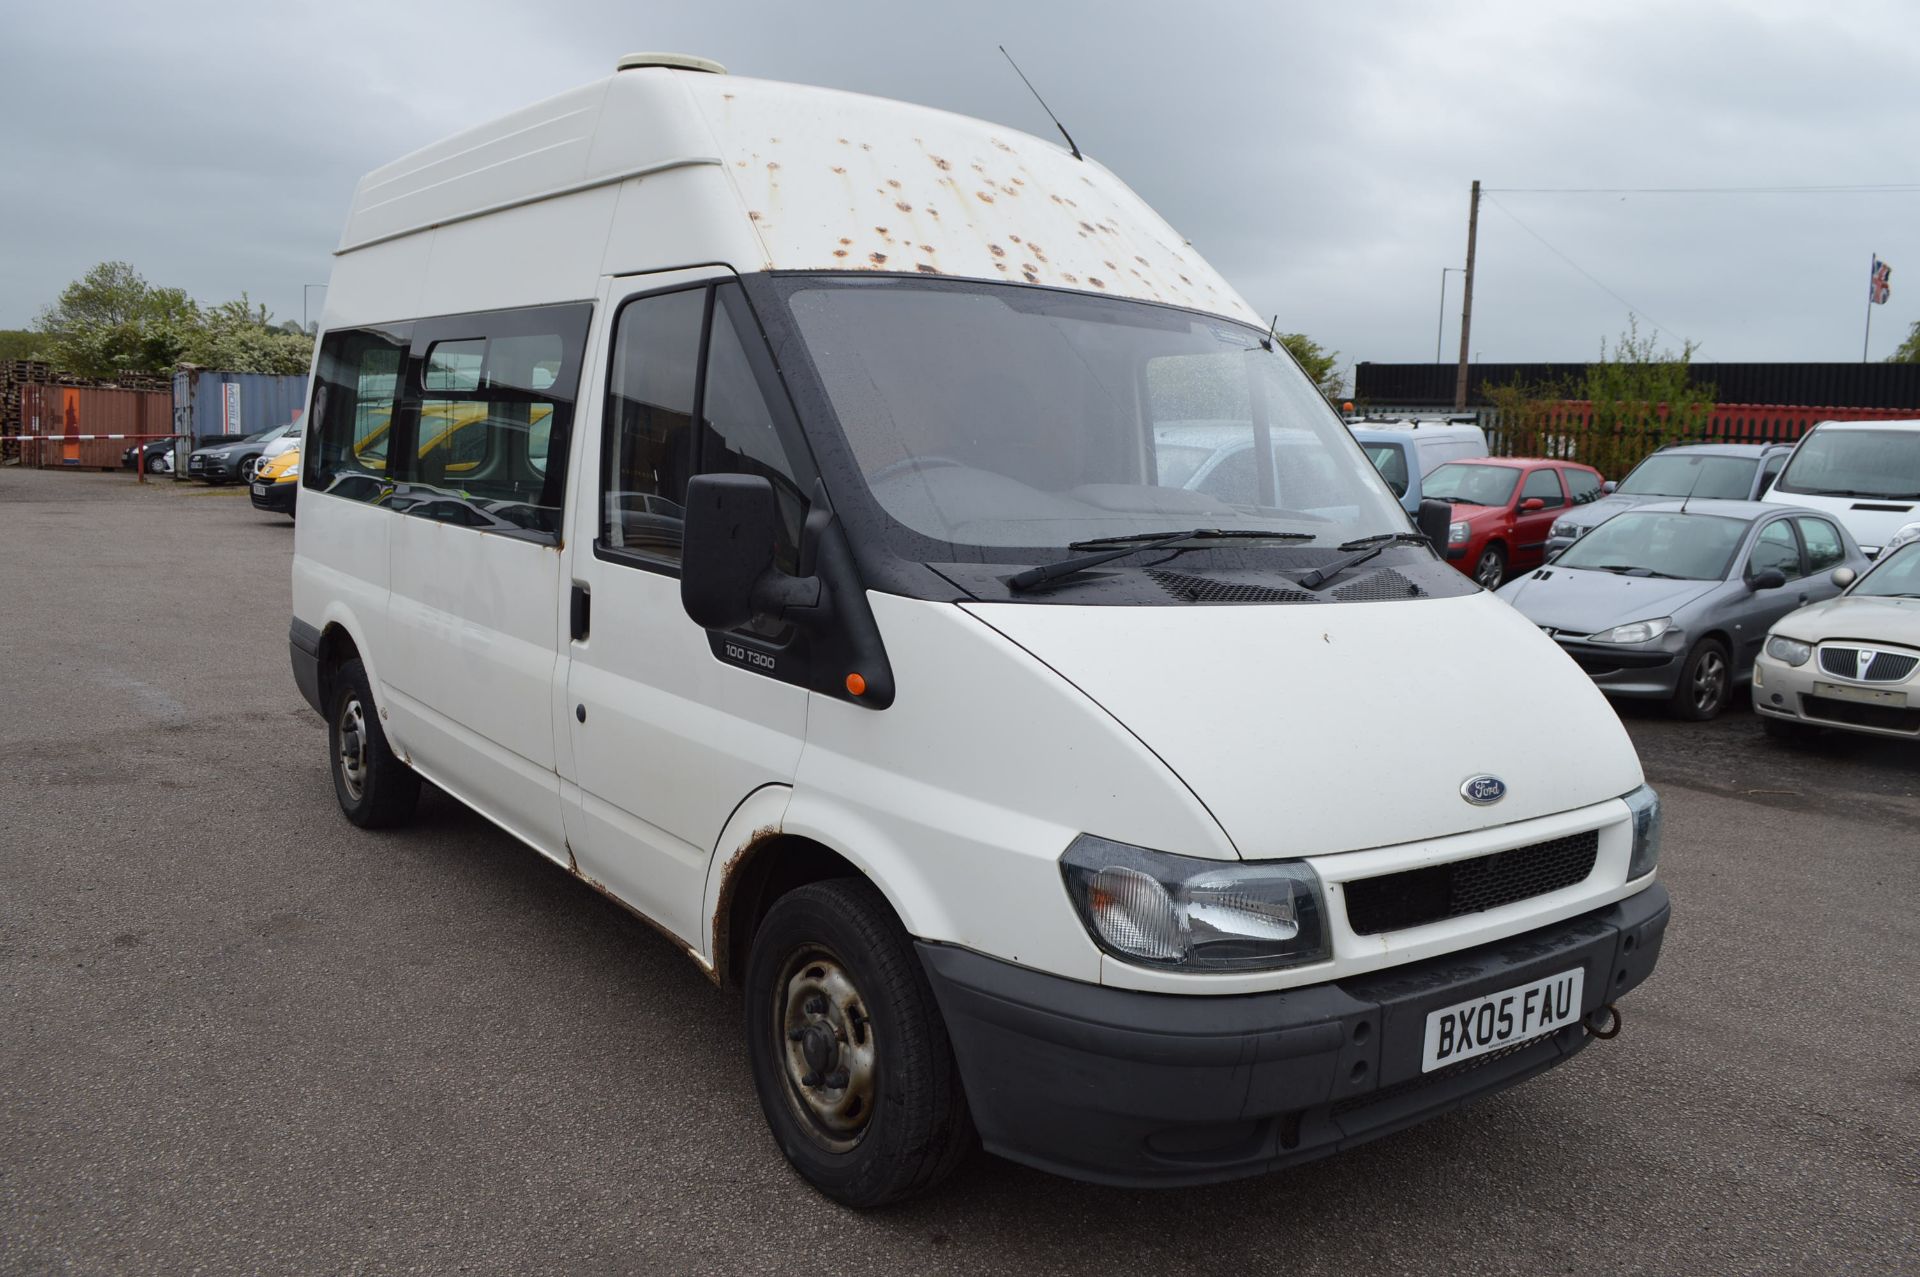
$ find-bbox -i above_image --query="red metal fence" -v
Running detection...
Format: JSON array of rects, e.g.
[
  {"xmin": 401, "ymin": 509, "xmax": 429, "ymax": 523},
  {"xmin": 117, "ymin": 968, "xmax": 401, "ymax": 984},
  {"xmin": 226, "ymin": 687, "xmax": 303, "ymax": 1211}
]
[
  {"xmin": 16, "ymin": 384, "xmax": 175, "ymax": 470},
  {"xmin": 1487, "ymin": 401, "xmax": 1915, "ymax": 478}
]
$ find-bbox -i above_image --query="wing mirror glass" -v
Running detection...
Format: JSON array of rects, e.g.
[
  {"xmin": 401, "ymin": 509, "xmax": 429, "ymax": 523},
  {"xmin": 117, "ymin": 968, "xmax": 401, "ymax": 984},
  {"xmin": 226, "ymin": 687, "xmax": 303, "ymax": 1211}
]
[
  {"xmin": 680, "ymin": 474, "xmax": 822, "ymax": 631},
  {"xmin": 1749, "ymin": 567, "xmax": 1788, "ymax": 591},
  {"xmin": 1831, "ymin": 566, "xmax": 1857, "ymax": 589},
  {"xmin": 1416, "ymin": 498, "xmax": 1452, "ymax": 554}
]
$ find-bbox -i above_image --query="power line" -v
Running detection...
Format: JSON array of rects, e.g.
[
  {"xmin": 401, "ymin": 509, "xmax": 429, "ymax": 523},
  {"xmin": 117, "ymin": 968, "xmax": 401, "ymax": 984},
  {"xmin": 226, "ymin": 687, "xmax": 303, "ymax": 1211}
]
[
  {"xmin": 1482, "ymin": 193, "xmax": 1687, "ymax": 346},
  {"xmin": 1486, "ymin": 183, "xmax": 1920, "ymax": 195}
]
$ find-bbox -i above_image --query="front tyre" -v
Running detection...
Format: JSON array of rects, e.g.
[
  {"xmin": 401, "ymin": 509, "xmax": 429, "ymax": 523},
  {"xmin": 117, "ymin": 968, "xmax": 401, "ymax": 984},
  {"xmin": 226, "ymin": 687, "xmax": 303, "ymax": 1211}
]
[
  {"xmin": 744, "ymin": 879, "xmax": 974, "ymax": 1207},
  {"xmin": 1473, "ymin": 544, "xmax": 1507, "ymax": 590},
  {"xmin": 1671, "ymin": 638, "xmax": 1731, "ymax": 720},
  {"xmin": 327, "ymin": 657, "xmax": 419, "ymax": 828}
]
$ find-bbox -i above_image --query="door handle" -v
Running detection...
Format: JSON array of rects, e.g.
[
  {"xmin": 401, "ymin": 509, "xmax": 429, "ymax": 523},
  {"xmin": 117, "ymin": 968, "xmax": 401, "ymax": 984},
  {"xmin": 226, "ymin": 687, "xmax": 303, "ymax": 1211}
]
[{"xmin": 570, "ymin": 582, "xmax": 590, "ymax": 642}]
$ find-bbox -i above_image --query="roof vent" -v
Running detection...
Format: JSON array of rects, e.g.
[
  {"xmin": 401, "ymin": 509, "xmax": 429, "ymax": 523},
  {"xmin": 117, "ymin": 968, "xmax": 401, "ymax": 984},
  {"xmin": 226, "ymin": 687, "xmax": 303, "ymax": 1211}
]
[{"xmin": 617, "ymin": 52, "xmax": 726, "ymax": 75}]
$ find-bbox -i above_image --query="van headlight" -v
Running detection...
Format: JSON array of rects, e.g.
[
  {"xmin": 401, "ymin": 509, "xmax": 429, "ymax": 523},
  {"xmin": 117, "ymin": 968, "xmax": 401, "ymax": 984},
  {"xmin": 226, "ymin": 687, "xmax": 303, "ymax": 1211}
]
[
  {"xmin": 1551, "ymin": 518, "xmax": 1579, "ymax": 539},
  {"xmin": 1887, "ymin": 521, "xmax": 1920, "ymax": 552},
  {"xmin": 1060, "ymin": 835, "xmax": 1329, "ymax": 971},
  {"xmin": 1623, "ymin": 785, "xmax": 1661, "ymax": 879},
  {"xmin": 1586, "ymin": 617, "xmax": 1671, "ymax": 644},
  {"xmin": 1765, "ymin": 634, "xmax": 1812, "ymax": 666},
  {"xmin": 1448, "ymin": 522, "xmax": 1469, "ymax": 544}
]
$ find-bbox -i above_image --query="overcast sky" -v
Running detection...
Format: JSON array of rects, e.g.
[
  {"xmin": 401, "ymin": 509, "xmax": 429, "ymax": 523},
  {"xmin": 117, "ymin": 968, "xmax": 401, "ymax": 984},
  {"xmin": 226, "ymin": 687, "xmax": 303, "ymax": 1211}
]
[{"xmin": 4, "ymin": 0, "xmax": 1916, "ymax": 376}]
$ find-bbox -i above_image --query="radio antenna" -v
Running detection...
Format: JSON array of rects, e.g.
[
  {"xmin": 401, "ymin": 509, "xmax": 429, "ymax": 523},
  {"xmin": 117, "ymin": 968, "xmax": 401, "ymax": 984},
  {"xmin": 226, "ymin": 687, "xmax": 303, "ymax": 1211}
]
[{"xmin": 998, "ymin": 46, "xmax": 1082, "ymax": 161}]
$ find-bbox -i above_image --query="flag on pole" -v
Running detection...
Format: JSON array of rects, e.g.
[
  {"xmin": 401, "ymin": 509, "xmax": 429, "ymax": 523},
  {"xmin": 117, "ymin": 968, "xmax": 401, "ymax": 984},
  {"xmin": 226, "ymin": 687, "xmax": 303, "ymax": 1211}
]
[{"xmin": 1870, "ymin": 256, "xmax": 1892, "ymax": 305}]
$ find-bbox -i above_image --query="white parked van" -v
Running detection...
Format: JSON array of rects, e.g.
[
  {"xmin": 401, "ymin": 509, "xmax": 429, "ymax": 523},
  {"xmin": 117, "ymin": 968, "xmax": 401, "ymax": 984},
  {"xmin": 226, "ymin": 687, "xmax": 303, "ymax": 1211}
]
[
  {"xmin": 289, "ymin": 55, "xmax": 1669, "ymax": 1206},
  {"xmin": 1763, "ymin": 419, "xmax": 1920, "ymax": 556}
]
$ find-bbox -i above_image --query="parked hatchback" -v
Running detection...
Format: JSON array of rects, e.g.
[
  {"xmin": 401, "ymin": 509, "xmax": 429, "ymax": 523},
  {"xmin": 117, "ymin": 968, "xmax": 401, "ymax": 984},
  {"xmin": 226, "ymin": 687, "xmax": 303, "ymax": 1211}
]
[
  {"xmin": 1498, "ymin": 501, "xmax": 1867, "ymax": 718},
  {"xmin": 1546, "ymin": 442, "xmax": 1793, "ymax": 557},
  {"xmin": 1430, "ymin": 457, "xmax": 1605, "ymax": 587}
]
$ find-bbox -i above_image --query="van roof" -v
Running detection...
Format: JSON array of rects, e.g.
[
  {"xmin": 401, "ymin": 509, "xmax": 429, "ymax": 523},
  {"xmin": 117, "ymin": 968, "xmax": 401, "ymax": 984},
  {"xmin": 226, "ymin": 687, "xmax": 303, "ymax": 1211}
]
[{"xmin": 338, "ymin": 62, "xmax": 1255, "ymax": 323}]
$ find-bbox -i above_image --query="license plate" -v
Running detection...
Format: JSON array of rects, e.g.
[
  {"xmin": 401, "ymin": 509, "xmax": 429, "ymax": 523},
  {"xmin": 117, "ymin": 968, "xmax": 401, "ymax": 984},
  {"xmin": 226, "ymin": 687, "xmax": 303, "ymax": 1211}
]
[
  {"xmin": 252, "ymin": 483, "xmax": 269, "ymax": 496},
  {"xmin": 1813, "ymin": 680, "xmax": 1906, "ymax": 707},
  {"xmin": 1422, "ymin": 967, "xmax": 1583, "ymax": 1073}
]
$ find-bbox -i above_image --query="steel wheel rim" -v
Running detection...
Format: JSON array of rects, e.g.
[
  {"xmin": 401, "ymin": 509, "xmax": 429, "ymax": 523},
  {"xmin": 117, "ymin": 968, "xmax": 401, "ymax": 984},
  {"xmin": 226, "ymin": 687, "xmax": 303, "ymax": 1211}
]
[
  {"xmin": 775, "ymin": 946, "xmax": 877, "ymax": 1151},
  {"xmin": 1475, "ymin": 552, "xmax": 1502, "ymax": 588},
  {"xmin": 1693, "ymin": 650, "xmax": 1727, "ymax": 712},
  {"xmin": 337, "ymin": 697, "xmax": 369, "ymax": 802}
]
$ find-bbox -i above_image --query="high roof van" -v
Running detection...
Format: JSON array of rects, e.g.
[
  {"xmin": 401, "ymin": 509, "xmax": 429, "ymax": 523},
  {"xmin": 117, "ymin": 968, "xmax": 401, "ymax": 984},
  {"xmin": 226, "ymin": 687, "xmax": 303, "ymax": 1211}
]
[
  {"xmin": 1762, "ymin": 419, "xmax": 1920, "ymax": 556},
  {"xmin": 288, "ymin": 55, "xmax": 1669, "ymax": 1206}
]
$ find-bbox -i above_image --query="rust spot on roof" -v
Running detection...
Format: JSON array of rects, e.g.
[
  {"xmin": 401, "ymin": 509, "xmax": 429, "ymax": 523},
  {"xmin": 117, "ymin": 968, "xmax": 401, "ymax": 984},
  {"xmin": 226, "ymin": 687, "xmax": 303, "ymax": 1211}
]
[
  {"xmin": 837, "ymin": 136, "xmax": 849, "ymax": 144},
  {"xmin": 998, "ymin": 184, "xmax": 1020, "ymax": 197},
  {"xmin": 860, "ymin": 142, "xmax": 872, "ymax": 150},
  {"xmin": 875, "ymin": 226, "xmax": 890, "ymax": 236},
  {"xmin": 915, "ymin": 263, "xmax": 942, "ymax": 274},
  {"xmin": 1179, "ymin": 274, "xmax": 1191, "ymax": 284},
  {"xmin": 748, "ymin": 211, "xmax": 762, "ymax": 221},
  {"xmin": 833, "ymin": 249, "xmax": 848, "ymax": 258},
  {"xmin": 1021, "ymin": 267, "xmax": 1040, "ymax": 283},
  {"xmin": 1011, "ymin": 176, "xmax": 1026, "ymax": 185},
  {"xmin": 870, "ymin": 251, "xmax": 888, "ymax": 264},
  {"xmin": 895, "ymin": 201, "xmax": 912, "ymax": 213},
  {"xmin": 766, "ymin": 161, "xmax": 780, "ymax": 171},
  {"xmin": 992, "ymin": 138, "xmax": 1014, "ymax": 152},
  {"xmin": 989, "ymin": 244, "xmax": 1006, "ymax": 258},
  {"xmin": 1088, "ymin": 277, "xmax": 1106, "ymax": 288},
  {"xmin": 926, "ymin": 207, "xmax": 940, "ymax": 218},
  {"xmin": 918, "ymin": 243, "xmax": 936, "ymax": 254},
  {"xmin": 931, "ymin": 155, "xmax": 950, "ymax": 170},
  {"xmin": 736, "ymin": 160, "xmax": 749, "ymax": 168},
  {"xmin": 887, "ymin": 179, "xmax": 902, "ymax": 189},
  {"xmin": 975, "ymin": 191, "xmax": 995, "ymax": 203},
  {"xmin": 1079, "ymin": 221, "xmax": 1097, "ymax": 233},
  {"xmin": 1134, "ymin": 256, "xmax": 1149, "ymax": 266},
  {"xmin": 832, "ymin": 166, "xmax": 846, "ymax": 175},
  {"xmin": 1028, "ymin": 241, "xmax": 1047, "ymax": 262},
  {"xmin": 1009, "ymin": 235, "xmax": 1022, "ymax": 243},
  {"xmin": 839, "ymin": 237, "xmax": 853, "ymax": 245},
  {"xmin": 1104, "ymin": 261, "xmax": 1118, "ymax": 270},
  {"xmin": 1061, "ymin": 272, "xmax": 1079, "ymax": 284}
]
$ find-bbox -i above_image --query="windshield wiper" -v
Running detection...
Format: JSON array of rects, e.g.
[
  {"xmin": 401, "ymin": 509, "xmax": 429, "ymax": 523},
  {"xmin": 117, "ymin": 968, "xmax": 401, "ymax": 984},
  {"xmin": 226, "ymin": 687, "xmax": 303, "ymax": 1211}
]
[
  {"xmin": 1296, "ymin": 534, "xmax": 1432, "ymax": 590},
  {"xmin": 1577, "ymin": 563, "xmax": 1683, "ymax": 579},
  {"xmin": 1008, "ymin": 528, "xmax": 1313, "ymax": 592},
  {"xmin": 1445, "ymin": 497, "xmax": 1484, "ymax": 505}
]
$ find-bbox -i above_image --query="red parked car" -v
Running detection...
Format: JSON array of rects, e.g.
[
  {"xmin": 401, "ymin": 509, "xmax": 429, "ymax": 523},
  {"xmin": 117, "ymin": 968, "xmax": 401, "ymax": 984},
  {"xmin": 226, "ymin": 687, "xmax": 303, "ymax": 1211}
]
[{"xmin": 1425, "ymin": 457, "xmax": 1605, "ymax": 588}]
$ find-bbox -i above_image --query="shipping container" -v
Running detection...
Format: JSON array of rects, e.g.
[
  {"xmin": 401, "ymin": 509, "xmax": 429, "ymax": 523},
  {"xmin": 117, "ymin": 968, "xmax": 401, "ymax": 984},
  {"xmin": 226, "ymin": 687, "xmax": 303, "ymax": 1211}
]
[
  {"xmin": 171, "ymin": 370, "xmax": 309, "ymax": 455},
  {"xmin": 18, "ymin": 383, "xmax": 173, "ymax": 470}
]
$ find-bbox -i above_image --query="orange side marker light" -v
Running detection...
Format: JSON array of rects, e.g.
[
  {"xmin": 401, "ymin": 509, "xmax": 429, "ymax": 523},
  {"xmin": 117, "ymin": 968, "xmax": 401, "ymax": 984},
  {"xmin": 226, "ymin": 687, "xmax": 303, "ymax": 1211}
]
[{"xmin": 845, "ymin": 672, "xmax": 867, "ymax": 696}]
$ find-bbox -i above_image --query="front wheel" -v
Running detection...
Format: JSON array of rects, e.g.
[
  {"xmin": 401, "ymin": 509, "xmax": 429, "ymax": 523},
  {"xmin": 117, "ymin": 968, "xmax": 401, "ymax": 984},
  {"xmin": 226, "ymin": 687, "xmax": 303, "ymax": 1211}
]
[
  {"xmin": 1670, "ymin": 638, "xmax": 1731, "ymax": 720},
  {"xmin": 1473, "ymin": 544, "xmax": 1507, "ymax": 590},
  {"xmin": 327, "ymin": 658, "xmax": 419, "ymax": 827},
  {"xmin": 744, "ymin": 879, "xmax": 974, "ymax": 1207}
]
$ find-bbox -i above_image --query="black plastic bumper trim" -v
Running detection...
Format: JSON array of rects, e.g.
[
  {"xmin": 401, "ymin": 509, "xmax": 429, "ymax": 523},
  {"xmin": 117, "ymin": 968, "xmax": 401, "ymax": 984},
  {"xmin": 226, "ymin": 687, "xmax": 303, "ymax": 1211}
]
[
  {"xmin": 289, "ymin": 618, "xmax": 323, "ymax": 717},
  {"xmin": 918, "ymin": 883, "xmax": 1669, "ymax": 1187}
]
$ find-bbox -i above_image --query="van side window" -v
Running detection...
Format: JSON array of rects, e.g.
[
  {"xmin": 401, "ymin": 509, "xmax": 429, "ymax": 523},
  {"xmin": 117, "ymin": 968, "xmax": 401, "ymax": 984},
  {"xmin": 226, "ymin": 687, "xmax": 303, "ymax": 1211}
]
[
  {"xmin": 307, "ymin": 326, "xmax": 409, "ymax": 499},
  {"xmin": 396, "ymin": 305, "xmax": 590, "ymax": 539},
  {"xmin": 601, "ymin": 283, "xmax": 810, "ymax": 573},
  {"xmin": 603, "ymin": 288, "xmax": 706, "ymax": 560}
]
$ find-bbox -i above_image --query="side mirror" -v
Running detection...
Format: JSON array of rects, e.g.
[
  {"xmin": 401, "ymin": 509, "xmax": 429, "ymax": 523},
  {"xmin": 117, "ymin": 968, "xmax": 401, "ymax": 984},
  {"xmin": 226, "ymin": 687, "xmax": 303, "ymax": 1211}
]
[
  {"xmin": 1749, "ymin": 567, "xmax": 1788, "ymax": 591},
  {"xmin": 680, "ymin": 474, "xmax": 821, "ymax": 631},
  {"xmin": 1519, "ymin": 497, "xmax": 1546, "ymax": 512},
  {"xmin": 1417, "ymin": 498, "xmax": 1453, "ymax": 554},
  {"xmin": 1831, "ymin": 566, "xmax": 1857, "ymax": 589},
  {"xmin": 1602, "ymin": 480, "xmax": 1618, "ymax": 494}
]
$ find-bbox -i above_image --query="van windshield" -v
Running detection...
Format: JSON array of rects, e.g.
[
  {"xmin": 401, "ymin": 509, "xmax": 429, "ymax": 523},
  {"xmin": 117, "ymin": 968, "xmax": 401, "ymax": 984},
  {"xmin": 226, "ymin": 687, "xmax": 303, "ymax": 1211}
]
[
  {"xmin": 1618, "ymin": 453, "xmax": 1757, "ymax": 500},
  {"xmin": 779, "ymin": 279, "xmax": 1404, "ymax": 555},
  {"xmin": 1774, "ymin": 428, "xmax": 1920, "ymax": 500}
]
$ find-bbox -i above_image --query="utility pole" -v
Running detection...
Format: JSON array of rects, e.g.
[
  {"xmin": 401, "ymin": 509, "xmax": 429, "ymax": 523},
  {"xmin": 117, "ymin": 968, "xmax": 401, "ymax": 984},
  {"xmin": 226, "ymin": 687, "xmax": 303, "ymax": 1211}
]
[
  {"xmin": 1435, "ymin": 267, "xmax": 1463, "ymax": 364},
  {"xmin": 1453, "ymin": 179, "xmax": 1480, "ymax": 410}
]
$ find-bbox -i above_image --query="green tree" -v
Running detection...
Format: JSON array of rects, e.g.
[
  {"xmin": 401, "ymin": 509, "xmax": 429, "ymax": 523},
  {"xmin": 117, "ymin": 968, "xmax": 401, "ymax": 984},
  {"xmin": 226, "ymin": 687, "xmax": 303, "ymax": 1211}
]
[
  {"xmin": 31, "ymin": 261, "xmax": 199, "ymax": 378},
  {"xmin": 181, "ymin": 296, "xmax": 314, "ymax": 375},
  {"xmin": 1277, "ymin": 332, "xmax": 1343, "ymax": 401},
  {"xmin": 0, "ymin": 330, "xmax": 43, "ymax": 361},
  {"xmin": 1579, "ymin": 320, "xmax": 1715, "ymax": 480},
  {"xmin": 1888, "ymin": 319, "xmax": 1920, "ymax": 363}
]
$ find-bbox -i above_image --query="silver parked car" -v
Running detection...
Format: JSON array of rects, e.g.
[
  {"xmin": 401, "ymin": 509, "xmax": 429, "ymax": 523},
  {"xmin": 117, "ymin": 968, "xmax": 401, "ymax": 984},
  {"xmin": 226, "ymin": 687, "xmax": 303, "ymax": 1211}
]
[
  {"xmin": 1751, "ymin": 538, "xmax": 1920, "ymax": 742},
  {"xmin": 1544, "ymin": 442, "xmax": 1794, "ymax": 557},
  {"xmin": 1497, "ymin": 500, "xmax": 1869, "ymax": 719}
]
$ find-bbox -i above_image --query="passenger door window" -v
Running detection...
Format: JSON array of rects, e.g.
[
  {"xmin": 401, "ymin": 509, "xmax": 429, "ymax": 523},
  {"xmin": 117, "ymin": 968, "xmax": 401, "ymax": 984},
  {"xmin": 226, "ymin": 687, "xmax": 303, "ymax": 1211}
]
[
  {"xmin": 1795, "ymin": 517, "xmax": 1846, "ymax": 571},
  {"xmin": 307, "ymin": 326, "xmax": 409, "ymax": 498},
  {"xmin": 1748, "ymin": 520, "xmax": 1804, "ymax": 581},
  {"xmin": 1521, "ymin": 468, "xmax": 1566, "ymax": 509}
]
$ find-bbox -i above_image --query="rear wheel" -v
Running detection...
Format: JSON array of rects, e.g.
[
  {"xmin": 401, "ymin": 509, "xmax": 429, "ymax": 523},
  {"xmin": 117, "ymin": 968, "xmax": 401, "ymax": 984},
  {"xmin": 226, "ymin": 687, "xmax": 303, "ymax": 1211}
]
[
  {"xmin": 1473, "ymin": 544, "xmax": 1507, "ymax": 589},
  {"xmin": 1670, "ymin": 638, "xmax": 1731, "ymax": 720},
  {"xmin": 327, "ymin": 658, "xmax": 419, "ymax": 828},
  {"xmin": 744, "ymin": 879, "xmax": 974, "ymax": 1207}
]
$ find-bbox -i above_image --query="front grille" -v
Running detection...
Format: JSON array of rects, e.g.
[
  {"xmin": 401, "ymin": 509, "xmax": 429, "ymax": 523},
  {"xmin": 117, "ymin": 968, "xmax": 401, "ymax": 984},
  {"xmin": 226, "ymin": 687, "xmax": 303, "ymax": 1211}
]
[
  {"xmin": 1333, "ymin": 569, "xmax": 1426, "ymax": 602},
  {"xmin": 1343, "ymin": 830, "xmax": 1600, "ymax": 936},
  {"xmin": 1800, "ymin": 694, "xmax": 1920, "ymax": 734},
  {"xmin": 1818, "ymin": 646, "xmax": 1920, "ymax": 683},
  {"xmin": 1146, "ymin": 569, "xmax": 1318, "ymax": 604}
]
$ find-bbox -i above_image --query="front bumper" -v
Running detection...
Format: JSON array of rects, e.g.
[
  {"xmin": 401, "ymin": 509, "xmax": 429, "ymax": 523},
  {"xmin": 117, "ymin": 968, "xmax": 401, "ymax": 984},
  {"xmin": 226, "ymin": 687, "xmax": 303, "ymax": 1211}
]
[
  {"xmin": 1753, "ymin": 655, "xmax": 1920, "ymax": 737},
  {"xmin": 250, "ymin": 478, "xmax": 297, "ymax": 513},
  {"xmin": 1550, "ymin": 636, "xmax": 1684, "ymax": 699},
  {"xmin": 920, "ymin": 883, "xmax": 1669, "ymax": 1188}
]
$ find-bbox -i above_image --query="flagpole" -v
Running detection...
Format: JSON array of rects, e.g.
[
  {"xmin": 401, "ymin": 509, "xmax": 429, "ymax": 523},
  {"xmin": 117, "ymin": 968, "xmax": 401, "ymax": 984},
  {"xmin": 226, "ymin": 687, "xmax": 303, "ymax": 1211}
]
[{"xmin": 1864, "ymin": 253, "xmax": 1874, "ymax": 362}]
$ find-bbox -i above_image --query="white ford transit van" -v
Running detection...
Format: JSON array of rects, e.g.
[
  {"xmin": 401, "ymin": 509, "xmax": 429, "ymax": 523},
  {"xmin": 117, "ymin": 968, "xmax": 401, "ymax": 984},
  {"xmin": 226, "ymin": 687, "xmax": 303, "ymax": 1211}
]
[{"xmin": 289, "ymin": 55, "xmax": 1669, "ymax": 1206}]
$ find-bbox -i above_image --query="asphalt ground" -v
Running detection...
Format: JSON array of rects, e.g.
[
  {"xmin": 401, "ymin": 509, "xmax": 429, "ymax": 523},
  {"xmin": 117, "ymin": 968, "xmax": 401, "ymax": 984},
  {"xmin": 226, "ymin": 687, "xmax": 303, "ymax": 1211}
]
[{"xmin": 3, "ymin": 467, "xmax": 1916, "ymax": 1275}]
